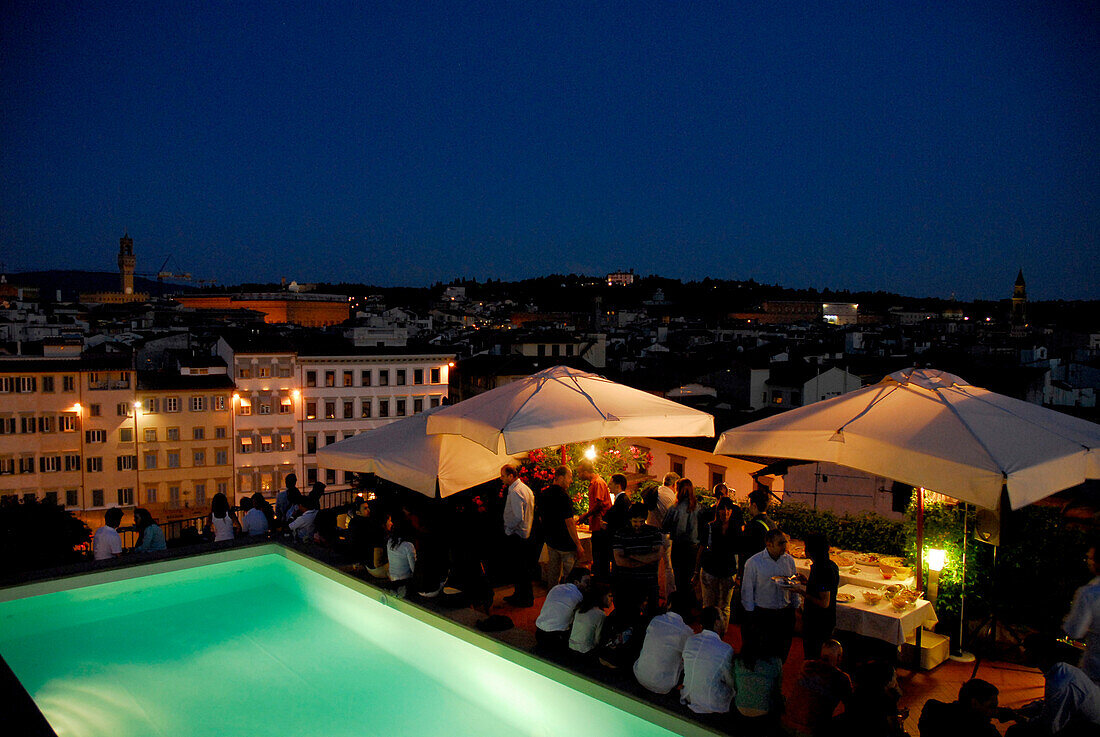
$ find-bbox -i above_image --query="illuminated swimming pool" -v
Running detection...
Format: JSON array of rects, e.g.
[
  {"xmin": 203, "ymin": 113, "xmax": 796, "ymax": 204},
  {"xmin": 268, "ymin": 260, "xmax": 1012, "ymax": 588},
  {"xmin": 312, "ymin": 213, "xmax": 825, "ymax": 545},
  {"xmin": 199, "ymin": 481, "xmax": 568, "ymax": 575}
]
[{"xmin": 0, "ymin": 546, "xmax": 713, "ymax": 737}]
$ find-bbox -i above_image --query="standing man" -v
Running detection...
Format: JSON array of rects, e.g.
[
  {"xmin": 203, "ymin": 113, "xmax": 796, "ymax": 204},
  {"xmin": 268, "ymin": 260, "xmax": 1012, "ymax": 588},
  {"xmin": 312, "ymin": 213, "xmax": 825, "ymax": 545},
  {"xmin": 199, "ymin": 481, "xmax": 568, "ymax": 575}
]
[
  {"xmin": 742, "ymin": 528, "xmax": 800, "ymax": 661},
  {"xmin": 612, "ymin": 503, "xmax": 664, "ymax": 620},
  {"xmin": 500, "ymin": 464, "xmax": 536, "ymax": 608},
  {"xmin": 648, "ymin": 472, "xmax": 679, "ymax": 600},
  {"xmin": 93, "ymin": 507, "xmax": 124, "ymax": 561},
  {"xmin": 1065, "ymin": 539, "xmax": 1100, "ymax": 683},
  {"xmin": 538, "ymin": 465, "xmax": 585, "ymax": 589},
  {"xmin": 799, "ymin": 532, "xmax": 840, "ymax": 660},
  {"xmin": 577, "ymin": 460, "xmax": 613, "ymax": 578},
  {"xmin": 743, "ymin": 489, "xmax": 776, "ymax": 568}
]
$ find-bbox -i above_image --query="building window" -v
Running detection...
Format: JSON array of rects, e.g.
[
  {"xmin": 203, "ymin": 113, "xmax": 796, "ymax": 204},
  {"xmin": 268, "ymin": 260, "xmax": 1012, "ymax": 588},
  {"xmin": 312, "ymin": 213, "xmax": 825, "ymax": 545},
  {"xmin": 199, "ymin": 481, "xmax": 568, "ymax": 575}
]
[
  {"xmin": 87, "ymin": 457, "xmax": 102, "ymax": 472},
  {"xmin": 167, "ymin": 427, "xmax": 180, "ymax": 441},
  {"xmin": 306, "ymin": 467, "xmax": 317, "ymax": 485},
  {"xmin": 190, "ymin": 396, "xmax": 205, "ymax": 412},
  {"xmin": 239, "ymin": 437, "xmax": 252, "ymax": 454},
  {"xmin": 215, "ymin": 449, "xmax": 228, "ymax": 465},
  {"xmin": 194, "ymin": 483, "xmax": 206, "ymax": 504},
  {"xmin": 306, "ymin": 371, "xmax": 317, "ymax": 387},
  {"xmin": 238, "ymin": 398, "xmax": 252, "ymax": 415},
  {"xmin": 260, "ymin": 436, "xmax": 272, "ymax": 453},
  {"xmin": 343, "ymin": 371, "xmax": 353, "ymax": 387},
  {"xmin": 396, "ymin": 369, "xmax": 406, "ymax": 386},
  {"xmin": 145, "ymin": 398, "xmax": 160, "ymax": 413},
  {"xmin": 214, "ymin": 395, "xmax": 226, "ymax": 411},
  {"xmin": 216, "ymin": 481, "xmax": 228, "ymax": 495},
  {"xmin": 58, "ymin": 414, "xmax": 76, "ymax": 432},
  {"xmin": 15, "ymin": 376, "xmax": 37, "ymax": 393},
  {"xmin": 413, "ymin": 397, "xmax": 423, "ymax": 414},
  {"xmin": 119, "ymin": 427, "xmax": 133, "ymax": 443},
  {"xmin": 193, "ymin": 450, "xmax": 205, "ymax": 466},
  {"xmin": 325, "ymin": 371, "xmax": 335, "ymax": 387},
  {"xmin": 325, "ymin": 433, "xmax": 336, "ymax": 447},
  {"xmin": 63, "ymin": 375, "xmax": 75, "ymax": 392},
  {"xmin": 396, "ymin": 399, "xmax": 406, "ymax": 416},
  {"xmin": 117, "ymin": 402, "xmax": 131, "ymax": 417},
  {"xmin": 169, "ymin": 486, "xmax": 180, "ymax": 503},
  {"xmin": 21, "ymin": 416, "xmax": 36, "ymax": 434},
  {"xmin": 85, "ymin": 429, "xmax": 106, "ymax": 443},
  {"xmin": 238, "ymin": 367, "xmax": 251, "ymax": 379},
  {"xmin": 325, "ymin": 402, "xmax": 336, "ymax": 419},
  {"xmin": 0, "ymin": 417, "xmax": 13, "ymax": 434},
  {"xmin": 144, "ymin": 428, "xmax": 157, "ymax": 442},
  {"xmin": 343, "ymin": 400, "xmax": 353, "ymax": 418},
  {"xmin": 431, "ymin": 367, "xmax": 441, "ymax": 384},
  {"xmin": 165, "ymin": 397, "xmax": 180, "ymax": 413},
  {"xmin": 258, "ymin": 400, "xmax": 272, "ymax": 415},
  {"xmin": 193, "ymin": 426, "xmax": 205, "ymax": 440},
  {"xmin": 379, "ymin": 370, "xmax": 389, "ymax": 386},
  {"xmin": 167, "ymin": 452, "xmax": 180, "ymax": 468},
  {"xmin": 66, "ymin": 489, "xmax": 79, "ymax": 506},
  {"xmin": 117, "ymin": 488, "xmax": 134, "ymax": 506},
  {"xmin": 306, "ymin": 435, "xmax": 317, "ymax": 454},
  {"xmin": 361, "ymin": 400, "xmax": 372, "ymax": 418},
  {"xmin": 378, "ymin": 400, "xmax": 389, "ymax": 418},
  {"xmin": 0, "ymin": 458, "xmax": 14, "ymax": 475},
  {"xmin": 117, "ymin": 455, "xmax": 136, "ymax": 471},
  {"xmin": 144, "ymin": 453, "xmax": 157, "ymax": 469},
  {"xmin": 280, "ymin": 433, "xmax": 293, "ymax": 451},
  {"xmin": 669, "ymin": 455, "xmax": 686, "ymax": 478},
  {"xmin": 413, "ymin": 369, "xmax": 423, "ymax": 385},
  {"xmin": 92, "ymin": 489, "xmax": 104, "ymax": 507},
  {"xmin": 326, "ymin": 468, "xmax": 337, "ymax": 485},
  {"xmin": 19, "ymin": 456, "xmax": 35, "ymax": 474},
  {"xmin": 279, "ymin": 396, "xmax": 292, "ymax": 414},
  {"xmin": 145, "ymin": 486, "xmax": 157, "ymax": 504},
  {"xmin": 306, "ymin": 402, "xmax": 316, "ymax": 420},
  {"xmin": 709, "ymin": 468, "xmax": 725, "ymax": 489},
  {"xmin": 89, "ymin": 403, "xmax": 101, "ymax": 417},
  {"xmin": 38, "ymin": 415, "xmax": 54, "ymax": 433},
  {"xmin": 215, "ymin": 426, "xmax": 227, "ymax": 439},
  {"xmin": 42, "ymin": 376, "xmax": 55, "ymax": 392},
  {"xmin": 278, "ymin": 365, "xmax": 291, "ymax": 378},
  {"xmin": 64, "ymin": 454, "xmax": 81, "ymax": 471},
  {"xmin": 257, "ymin": 366, "xmax": 271, "ymax": 378},
  {"xmin": 39, "ymin": 456, "xmax": 62, "ymax": 473},
  {"xmin": 361, "ymin": 370, "xmax": 372, "ymax": 386},
  {"xmin": 430, "ymin": 396, "xmax": 442, "ymax": 408}
]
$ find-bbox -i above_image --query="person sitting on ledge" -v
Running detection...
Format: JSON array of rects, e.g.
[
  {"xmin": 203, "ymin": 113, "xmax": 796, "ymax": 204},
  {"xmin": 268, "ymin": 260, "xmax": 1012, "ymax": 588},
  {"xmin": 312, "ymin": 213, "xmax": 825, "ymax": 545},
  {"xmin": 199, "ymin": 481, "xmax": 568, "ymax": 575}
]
[
  {"xmin": 535, "ymin": 567, "xmax": 591, "ymax": 653},
  {"xmin": 93, "ymin": 507, "xmax": 123, "ymax": 561},
  {"xmin": 633, "ymin": 591, "xmax": 695, "ymax": 695},
  {"xmin": 133, "ymin": 508, "xmax": 166, "ymax": 552},
  {"xmin": 680, "ymin": 606, "xmax": 735, "ymax": 714}
]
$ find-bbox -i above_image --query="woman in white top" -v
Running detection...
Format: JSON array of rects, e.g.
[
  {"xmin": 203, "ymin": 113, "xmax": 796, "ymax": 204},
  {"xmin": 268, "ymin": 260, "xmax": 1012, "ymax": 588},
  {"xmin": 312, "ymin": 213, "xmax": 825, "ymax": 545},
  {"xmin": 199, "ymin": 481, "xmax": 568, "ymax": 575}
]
[
  {"xmin": 385, "ymin": 515, "xmax": 417, "ymax": 597},
  {"xmin": 210, "ymin": 492, "xmax": 237, "ymax": 542},
  {"xmin": 569, "ymin": 582, "xmax": 611, "ymax": 654}
]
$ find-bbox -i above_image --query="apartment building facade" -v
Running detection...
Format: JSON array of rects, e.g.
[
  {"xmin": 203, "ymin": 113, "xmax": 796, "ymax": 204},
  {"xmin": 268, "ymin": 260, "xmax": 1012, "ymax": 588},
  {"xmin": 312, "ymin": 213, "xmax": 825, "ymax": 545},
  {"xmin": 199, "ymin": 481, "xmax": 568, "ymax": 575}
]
[{"xmin": 230, "ymin": 348, "xmax": 300, "ymax": 502}]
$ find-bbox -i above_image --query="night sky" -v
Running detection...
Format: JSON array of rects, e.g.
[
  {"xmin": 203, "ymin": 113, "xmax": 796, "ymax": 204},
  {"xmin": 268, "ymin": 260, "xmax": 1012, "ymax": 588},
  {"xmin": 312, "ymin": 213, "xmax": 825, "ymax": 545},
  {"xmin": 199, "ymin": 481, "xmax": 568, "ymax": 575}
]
[{"xmin": 2, "ymin": 2, "xmax": 1097, "ymax": 299}]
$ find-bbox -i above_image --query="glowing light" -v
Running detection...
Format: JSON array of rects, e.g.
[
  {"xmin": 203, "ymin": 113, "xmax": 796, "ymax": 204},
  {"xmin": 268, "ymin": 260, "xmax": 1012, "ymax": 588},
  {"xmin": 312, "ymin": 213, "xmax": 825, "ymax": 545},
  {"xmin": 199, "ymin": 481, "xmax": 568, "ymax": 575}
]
[
  {"xmin": 292, "ymin": 389, "xmax": 301, "ymax": 399},
  {"xmin": 133, "ymin": 401, "xmax": 142, "ymax": 409},
  {"xmin": 232, "ymin": 393, "xmax": 240, "ymax": 402},
  {"xmin": 927, "ymin": 548, "xmax": 946, "ymax": 572},
  {"xmin": 448, "ymin": 362, "xmax": 455, "ymax": 368},
  {"xmin": 71, "ymin": 403, "xmax": 82, "ymax": 413},
  {"xmin": 584, "ymin": 445, "xmax": 597, "ymax": 461}
]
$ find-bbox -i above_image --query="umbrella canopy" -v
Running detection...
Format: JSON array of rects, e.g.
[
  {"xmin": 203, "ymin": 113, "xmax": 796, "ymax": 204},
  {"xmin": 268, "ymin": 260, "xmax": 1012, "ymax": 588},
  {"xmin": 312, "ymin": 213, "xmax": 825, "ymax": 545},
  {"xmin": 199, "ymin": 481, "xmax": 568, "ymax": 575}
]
[
  {"xmin": 316, "ymin": 407, "xmax": 517, "ymax": 498},
  {"xmin": 426, "ymin": 365, "xmax": 715, "ymax": 454},
  {"xmin": 714, "ymin": 367, "xmax": 1100, "ymax": 510}
]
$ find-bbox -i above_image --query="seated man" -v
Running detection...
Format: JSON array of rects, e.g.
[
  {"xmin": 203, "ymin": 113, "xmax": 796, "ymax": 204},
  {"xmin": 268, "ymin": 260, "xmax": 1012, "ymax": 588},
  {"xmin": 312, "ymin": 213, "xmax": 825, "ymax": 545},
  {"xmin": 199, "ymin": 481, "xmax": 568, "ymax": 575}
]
[
  {"xmin": 1006, "ymin": 635, "xmax": 1100, "ymax": 736},
  {"xmin": 633, "ymin": 591, "xmax": 695, "ymax": 695},
  {"xmin": 782, "ymin": 639, "xmax": 852, "ymax": 737},
  {"xmin": 534, "ymin": 567, "xmax": 591, "ymax": 652},
  {"xmin": 918, "ymin": 678, "xmax": 1002, "ymax": 737},
  {"xmin": 93, "ymin": 507, "xmax": 124, "ymax": 561},
  {"xmin": 680, "ymin": 606, "xmax": 735, "ymax": 714}
]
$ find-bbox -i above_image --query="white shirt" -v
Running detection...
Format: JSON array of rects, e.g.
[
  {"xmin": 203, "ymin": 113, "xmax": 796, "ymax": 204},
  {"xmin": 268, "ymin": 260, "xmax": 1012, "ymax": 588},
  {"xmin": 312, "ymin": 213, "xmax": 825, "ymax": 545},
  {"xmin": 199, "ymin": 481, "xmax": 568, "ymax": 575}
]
[
  {"xmin": 569, "ymin": 607, "xmax": 606, "ymax": 653},
  {"xmin": 1040, "ymin": 662, "xmax": 1100, "ymax": 733},
  {"xmin": 741, "ymin": 549, "xmax": 800, "ymax": 611},
  {"xmin": 1065, "ymin": 576, "xmax": 1100, "ymax": 682},
  {"xmin": 680, "ymin": 629, "xmax": 735, "ymax": 714},
  {"xmin": 93, "ymin": 525, "xmax": 122, "ymax": 560},
  {"xmin": 211, "ymin": 514, "xmax": 235, "ymax": 542},
  {"xmin": 387, "ymin": 539, "xmax": 416, "ymax": 581},
  {"xmin": 633, "ymin": 611, "xmax": 694, "ymax": 694},
  {"xmin": 502, "ymin": 479, "xmax": 535, "ymax": 539},
  {"xmin": 647, "ymin": 485, "xmax": 677, "ymax": 528},
  {"xmin": 241, "ymin": 508, "xmax": 269, "ymax": 536},
  {"xmin": 535, "ymin": 583, "xmax": 583, "ymax": 632},
  {"xmin": 288, "ymin": 509, "xmax": 317, "ymax": 541}
]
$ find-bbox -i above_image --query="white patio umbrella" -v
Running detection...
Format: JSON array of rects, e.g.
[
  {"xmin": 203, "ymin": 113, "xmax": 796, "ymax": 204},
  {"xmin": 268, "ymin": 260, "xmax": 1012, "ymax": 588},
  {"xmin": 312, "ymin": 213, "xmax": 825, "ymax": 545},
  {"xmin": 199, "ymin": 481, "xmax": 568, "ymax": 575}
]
[
  {"xmin": 714, "ymin": 368, "xmax": 1100, "ymax": 511},
  {"xmin": 316, "ymin": 407, "xmax": 518, "ymax": 498},
  {"xmin": 425, "ymin": 365, "xmax": 715, "ymax": 454}
]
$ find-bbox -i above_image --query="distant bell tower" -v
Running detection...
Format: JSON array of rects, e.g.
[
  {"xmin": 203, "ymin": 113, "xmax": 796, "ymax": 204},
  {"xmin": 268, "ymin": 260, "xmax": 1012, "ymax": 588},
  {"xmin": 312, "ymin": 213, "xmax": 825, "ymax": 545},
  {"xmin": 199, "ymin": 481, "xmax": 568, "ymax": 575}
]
[
  {"xmin": 1010, "ymin": 268, "xmax": 1027, "ymax": 336},
  {"xmin": 118, "ymin": 233, "xmax": 136, "ymax": 295}
]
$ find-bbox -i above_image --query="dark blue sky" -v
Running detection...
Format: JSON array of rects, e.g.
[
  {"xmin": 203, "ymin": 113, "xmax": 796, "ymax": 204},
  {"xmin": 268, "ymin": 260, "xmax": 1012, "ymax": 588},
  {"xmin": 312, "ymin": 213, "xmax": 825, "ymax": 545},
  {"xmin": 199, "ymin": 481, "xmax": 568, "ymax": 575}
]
[{"xmin": 2, "ymin": 2, "xmax": 1097, "ymax": 299}]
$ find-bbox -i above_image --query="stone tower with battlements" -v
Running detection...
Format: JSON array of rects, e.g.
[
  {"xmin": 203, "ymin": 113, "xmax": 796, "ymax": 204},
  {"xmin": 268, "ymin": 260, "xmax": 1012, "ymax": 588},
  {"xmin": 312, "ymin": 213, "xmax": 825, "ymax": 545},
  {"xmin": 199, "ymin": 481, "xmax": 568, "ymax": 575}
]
[
  {"xmin": 1010, "ymin": 268, "xmax": 1028, "ymax": 337},
  {"xmin": 118, "ymin": 233, "xmax": 136, "ymax": 295}
]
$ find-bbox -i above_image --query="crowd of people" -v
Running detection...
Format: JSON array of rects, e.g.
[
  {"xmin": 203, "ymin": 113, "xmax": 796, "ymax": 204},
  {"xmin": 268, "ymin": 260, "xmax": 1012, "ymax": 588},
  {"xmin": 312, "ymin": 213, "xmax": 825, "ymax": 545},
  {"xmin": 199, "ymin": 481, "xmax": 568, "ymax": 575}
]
[{"xmin": 86, "ymin": 463, "xmax": 1100, "ymax": 736}]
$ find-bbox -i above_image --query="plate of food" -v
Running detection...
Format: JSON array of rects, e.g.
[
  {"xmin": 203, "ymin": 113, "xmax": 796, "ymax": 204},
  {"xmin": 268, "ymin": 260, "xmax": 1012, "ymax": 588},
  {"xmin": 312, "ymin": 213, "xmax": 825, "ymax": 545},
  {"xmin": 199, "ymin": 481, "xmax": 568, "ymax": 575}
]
[
  {"xmin": 788, "ymin": 543, "xmax": 806, "ymax": 559},
  {"xmin": 880, "ymin": 556, "xmax": 906, "ymax": 569},
  {"xmin": 855, "ymin": 552, "xmax": 881, "ymax": 565},
  {"xmin": 862, "ymin": 591, "xmax": 883, "ymax": 605},
  {"xmin": 836, "ymin": 592, "xmax": 856, "ymax": 604},
  {"xmin": 831, "ymin": 553, "xmax": 857, "ymax": 569},
  {"xmin": 771, "ymin": 575, "xmax": 800, "ymax": 588}
]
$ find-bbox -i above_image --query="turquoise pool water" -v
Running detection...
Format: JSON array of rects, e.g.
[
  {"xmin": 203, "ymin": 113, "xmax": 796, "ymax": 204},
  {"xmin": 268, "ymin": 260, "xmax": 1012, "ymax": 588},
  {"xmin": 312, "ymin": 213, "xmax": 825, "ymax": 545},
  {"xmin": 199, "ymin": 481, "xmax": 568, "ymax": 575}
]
[{"xmin": 0, "ymin": 550, "xmax": 703, "ymax": 737}]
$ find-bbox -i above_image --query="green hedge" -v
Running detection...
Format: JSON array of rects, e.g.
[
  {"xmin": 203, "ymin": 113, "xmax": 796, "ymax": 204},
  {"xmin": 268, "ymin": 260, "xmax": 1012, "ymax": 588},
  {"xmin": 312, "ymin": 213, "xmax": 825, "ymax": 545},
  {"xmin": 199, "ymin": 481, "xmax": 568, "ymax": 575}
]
[{"xmin": 770, "ymin": 502, "xmax": 906, "ymax": 557}]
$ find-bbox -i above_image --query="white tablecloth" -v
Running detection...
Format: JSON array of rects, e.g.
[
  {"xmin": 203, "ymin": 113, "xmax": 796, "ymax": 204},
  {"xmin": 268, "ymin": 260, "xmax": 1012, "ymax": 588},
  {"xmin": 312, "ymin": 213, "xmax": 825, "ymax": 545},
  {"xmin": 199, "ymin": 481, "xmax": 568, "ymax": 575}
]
[
  {"xmin": 794, "ymin": 558, "xmax": 916, "ymax": 589},
  {"xmin": 834, "ymin": 584, "xmax": 938, "ymax": 646}
]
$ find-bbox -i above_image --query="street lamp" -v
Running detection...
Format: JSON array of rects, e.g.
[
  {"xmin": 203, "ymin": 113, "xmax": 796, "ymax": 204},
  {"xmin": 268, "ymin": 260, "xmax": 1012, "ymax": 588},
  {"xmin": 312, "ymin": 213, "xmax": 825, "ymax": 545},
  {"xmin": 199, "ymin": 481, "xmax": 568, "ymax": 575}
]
[{"xmin": 927, "ymin": 548, "xmax": 946, "ymax": 606}]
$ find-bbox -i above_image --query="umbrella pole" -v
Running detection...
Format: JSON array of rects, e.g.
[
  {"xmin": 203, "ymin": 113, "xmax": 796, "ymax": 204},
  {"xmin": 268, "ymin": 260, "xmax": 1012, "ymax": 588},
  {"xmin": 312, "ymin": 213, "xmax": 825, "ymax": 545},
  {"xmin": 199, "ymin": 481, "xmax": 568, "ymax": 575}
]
[{"xmin": 916, "ymin": 487, "xmax": 925, "ymax": 594}]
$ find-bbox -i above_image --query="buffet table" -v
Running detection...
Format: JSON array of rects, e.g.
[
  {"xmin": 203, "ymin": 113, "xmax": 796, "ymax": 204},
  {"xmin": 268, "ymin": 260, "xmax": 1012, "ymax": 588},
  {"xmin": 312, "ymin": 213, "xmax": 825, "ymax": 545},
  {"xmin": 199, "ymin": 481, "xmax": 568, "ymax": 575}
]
[
  {"xmin": 793, "ymin": 558, "xmax": 917, "ymax": 589},
  {"xmin": 834, "ymin": 584, "xmax": 938, "ymax": 646}
]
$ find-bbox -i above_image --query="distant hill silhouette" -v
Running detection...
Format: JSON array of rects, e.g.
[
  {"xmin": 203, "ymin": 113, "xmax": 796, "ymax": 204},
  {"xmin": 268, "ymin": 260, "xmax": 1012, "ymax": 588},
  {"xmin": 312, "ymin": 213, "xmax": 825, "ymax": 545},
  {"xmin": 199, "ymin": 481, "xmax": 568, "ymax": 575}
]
[{"xmin": 3, "ymin": 271, "xmax": 196, "ymax": 301}]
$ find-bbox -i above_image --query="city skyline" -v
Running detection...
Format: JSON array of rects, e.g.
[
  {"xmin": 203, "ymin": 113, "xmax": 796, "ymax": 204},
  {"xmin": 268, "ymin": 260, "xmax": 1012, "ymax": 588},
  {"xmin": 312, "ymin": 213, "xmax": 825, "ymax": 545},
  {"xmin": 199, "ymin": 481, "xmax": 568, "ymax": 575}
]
[{"xmin": 2, "ymin": 2, "xmax": 1098, "ymax": 300}]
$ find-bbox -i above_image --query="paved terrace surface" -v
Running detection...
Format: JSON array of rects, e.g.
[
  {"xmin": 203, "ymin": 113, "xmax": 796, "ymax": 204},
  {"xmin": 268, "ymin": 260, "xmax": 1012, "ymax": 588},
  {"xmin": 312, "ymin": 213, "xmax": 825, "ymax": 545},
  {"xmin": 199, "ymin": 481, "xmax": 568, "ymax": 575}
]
[{"xmin": 1, "ymin": 537, "xmax": 1046, "ymax": 737}]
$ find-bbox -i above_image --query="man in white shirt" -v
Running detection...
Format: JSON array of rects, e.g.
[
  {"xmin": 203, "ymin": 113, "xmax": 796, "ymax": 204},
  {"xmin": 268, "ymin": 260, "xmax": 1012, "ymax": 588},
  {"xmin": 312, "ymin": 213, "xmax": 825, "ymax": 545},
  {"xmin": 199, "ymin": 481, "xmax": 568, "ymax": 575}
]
[
  {"xmin": 535, "ymin": 567, "xmax": 591, "ymax": 652},
  {"xmin": 500, "ymin": 464, "xmax": 536, "ymax": 607},
  {"xmin": 1065, "ymin": 542, "xmax": 1100, "ymax": 683},
  {"xmin": 634, "ymin": 592, "xmax": 695, "ymax": 694},
  {"xmin": 93, "ymin": 507, "xmax": 124, "ymax": 561},
  {"xmin": 241, "ymin": 497, "xmax": 269, "ymax": 537},
  {"xmin": 648, "ymin": 472, "xmax": 679, "ymax": 599},
  {"xmin": 681, "ymin": 606, "xmax": 735, "ymax": 714},
  {"xmin": 742, "ymin": 528, "xmax": 800, "ymax": 661}
]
